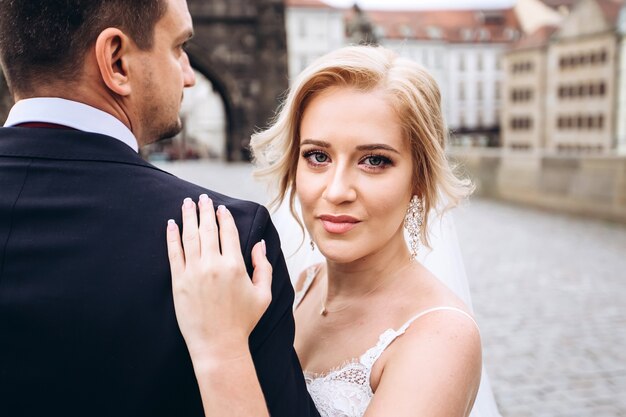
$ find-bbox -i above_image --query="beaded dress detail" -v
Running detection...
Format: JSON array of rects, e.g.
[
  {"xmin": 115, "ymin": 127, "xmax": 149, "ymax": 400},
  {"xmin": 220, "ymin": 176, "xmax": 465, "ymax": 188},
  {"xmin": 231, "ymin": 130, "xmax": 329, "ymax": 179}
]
[{"xmin": 294, "ymin": 266, "xmax": 478, "ymax": 417}]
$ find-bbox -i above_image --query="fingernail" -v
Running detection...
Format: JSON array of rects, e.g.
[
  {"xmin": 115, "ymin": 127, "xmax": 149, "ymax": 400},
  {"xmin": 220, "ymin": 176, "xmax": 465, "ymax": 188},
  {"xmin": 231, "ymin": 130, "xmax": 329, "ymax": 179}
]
[
  {"xmin": 199, "ymin": 194, "xmax": 209, "ymax": 204},
  {"xmin": 217, "ymin": 205, "xmax": 227, "ymax": 215},
  {"xmin": 167, "ymin": 219, "xmax": 177, "ymax": 230},
  {"xmin": 183, "ymin": 198, "xmax": 193, "ymax": 209},
  {"xmin": 261, "ymin": 239, "xmax": 267, "ymax": 256}
]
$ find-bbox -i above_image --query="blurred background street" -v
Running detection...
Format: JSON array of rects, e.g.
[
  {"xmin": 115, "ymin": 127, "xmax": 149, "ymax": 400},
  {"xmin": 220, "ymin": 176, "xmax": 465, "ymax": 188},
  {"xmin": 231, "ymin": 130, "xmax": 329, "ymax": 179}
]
[{"xmin": 157, "ymin": 160, "xmax": 626, "ymax": 417}]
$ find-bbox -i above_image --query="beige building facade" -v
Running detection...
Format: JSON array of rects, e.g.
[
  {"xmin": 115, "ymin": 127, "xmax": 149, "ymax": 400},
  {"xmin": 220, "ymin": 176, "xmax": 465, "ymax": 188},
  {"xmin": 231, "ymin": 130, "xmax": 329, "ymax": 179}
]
[
  {"xmin": 545, "ymin": 0, "xmax": 620, "ymax": 152},
  {"xmin": 501, "ymin": 28, "xmax": 553, "ymax": 150},
  {"xmin": 502, "ymin": 0, "xmax": 625, "ymax": 153},
  {"xmin": 616, "ymin": 7, "xmax": 626, "ymax": 154}
]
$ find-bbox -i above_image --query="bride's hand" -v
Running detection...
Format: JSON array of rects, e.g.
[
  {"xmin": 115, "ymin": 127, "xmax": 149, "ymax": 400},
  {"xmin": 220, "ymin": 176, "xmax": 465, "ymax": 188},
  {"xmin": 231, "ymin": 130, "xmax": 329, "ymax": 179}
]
[{"xmin": 166, "ymin": 195, "xmax": 273, "ymax": 360}]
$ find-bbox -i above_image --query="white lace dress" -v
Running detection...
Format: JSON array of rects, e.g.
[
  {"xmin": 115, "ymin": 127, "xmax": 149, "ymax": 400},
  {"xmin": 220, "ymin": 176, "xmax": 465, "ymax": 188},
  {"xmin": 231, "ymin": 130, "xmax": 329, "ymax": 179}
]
[{"xmin": 294, "ymin": 266, "xmax": 479, "ymax": 417}]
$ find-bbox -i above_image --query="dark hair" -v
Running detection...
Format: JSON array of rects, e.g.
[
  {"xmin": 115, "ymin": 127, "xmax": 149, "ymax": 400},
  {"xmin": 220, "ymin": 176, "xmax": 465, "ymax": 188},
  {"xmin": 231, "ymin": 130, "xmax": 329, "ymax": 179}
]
[{"xmin": 0, "ymin": 0, "xmax": 167, "ymax": 96}]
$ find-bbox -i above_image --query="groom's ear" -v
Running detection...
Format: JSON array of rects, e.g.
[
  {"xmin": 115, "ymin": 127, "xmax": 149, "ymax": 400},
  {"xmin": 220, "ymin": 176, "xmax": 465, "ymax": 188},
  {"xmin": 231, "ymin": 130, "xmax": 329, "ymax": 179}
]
[{"xmin": 94, "ymin": 28, "xmax": 133, "ymax": 97}]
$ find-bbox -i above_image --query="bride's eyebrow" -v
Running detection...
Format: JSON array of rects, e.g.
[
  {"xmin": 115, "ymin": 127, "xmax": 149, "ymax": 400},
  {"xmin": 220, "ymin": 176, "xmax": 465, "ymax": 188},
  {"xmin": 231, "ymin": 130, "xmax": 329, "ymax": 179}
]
[
  {"xmin": 356, "ymin": 144, "xmax": 400, "ymax": 154},
  {"xmin": 300, "ymin": 139, "xmax": 330, "ymax": 148}
]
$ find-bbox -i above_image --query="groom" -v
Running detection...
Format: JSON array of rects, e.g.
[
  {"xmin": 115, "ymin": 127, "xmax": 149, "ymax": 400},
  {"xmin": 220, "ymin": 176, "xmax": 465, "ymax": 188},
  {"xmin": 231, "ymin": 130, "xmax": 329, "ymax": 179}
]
[{"xmin": 0, "ymin": 1, "xmax": 317, "ymax": 416}]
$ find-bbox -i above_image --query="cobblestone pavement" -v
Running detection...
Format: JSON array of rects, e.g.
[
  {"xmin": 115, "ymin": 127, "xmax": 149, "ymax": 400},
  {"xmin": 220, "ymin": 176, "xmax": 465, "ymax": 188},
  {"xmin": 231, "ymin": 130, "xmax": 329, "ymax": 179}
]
[
  {"xmin": 455, "ymin": 200, "xmax": 626, "ymax": 417},
  {"xmin": 156, "ymin": 160, "xmax": 626, "ymax": 417}
]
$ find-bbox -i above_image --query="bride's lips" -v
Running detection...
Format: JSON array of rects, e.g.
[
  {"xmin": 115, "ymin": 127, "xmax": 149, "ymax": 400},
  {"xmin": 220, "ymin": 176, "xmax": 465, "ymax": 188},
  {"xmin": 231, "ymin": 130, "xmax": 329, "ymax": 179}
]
[{"xmin": 319, "ymin": 214, "xmax": 361, "ymax": 234}]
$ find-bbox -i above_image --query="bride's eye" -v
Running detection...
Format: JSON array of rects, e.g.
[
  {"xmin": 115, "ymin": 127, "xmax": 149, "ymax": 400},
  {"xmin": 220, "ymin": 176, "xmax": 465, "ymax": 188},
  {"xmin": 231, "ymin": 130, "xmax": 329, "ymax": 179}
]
[
  {"xmin": 302, "ymin": 150, "xmax": 330, "ymax": 166},
  {"xmin": 360, "ymin": 154, "xmax": 392, "ymax": 169},
  {"xmin": 366, "ymin": 156, "xmax": 384, "ymax": 166}
]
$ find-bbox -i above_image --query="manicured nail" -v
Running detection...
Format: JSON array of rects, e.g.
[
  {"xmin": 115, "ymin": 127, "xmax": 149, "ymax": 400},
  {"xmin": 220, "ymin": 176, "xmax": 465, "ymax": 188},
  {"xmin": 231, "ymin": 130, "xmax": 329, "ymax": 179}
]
[
  {"xmin": 217, "ymin": 205, "xmax": 227, "ymax": 215},
  {"xmin": 261, "ymin": 239, "xmax": 267, "ymax": 256},
  {"xmin": 167, "ymin": 219, "xmax": 177, "ymax": 230},
  {"xmin": 199, "ymin": 194, "xmax": 210, "ymax": 204},
  {"xmin": 183, "ymin": 198, "xmax": 193, "ymax": 209}
]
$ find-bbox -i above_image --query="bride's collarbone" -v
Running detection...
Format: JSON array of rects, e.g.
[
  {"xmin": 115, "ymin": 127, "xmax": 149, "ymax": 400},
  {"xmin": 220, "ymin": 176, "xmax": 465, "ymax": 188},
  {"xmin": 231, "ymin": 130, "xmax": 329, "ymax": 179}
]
[{"xmin": 295, "ymin": 307, "xmax": 406, "ymax": 370}]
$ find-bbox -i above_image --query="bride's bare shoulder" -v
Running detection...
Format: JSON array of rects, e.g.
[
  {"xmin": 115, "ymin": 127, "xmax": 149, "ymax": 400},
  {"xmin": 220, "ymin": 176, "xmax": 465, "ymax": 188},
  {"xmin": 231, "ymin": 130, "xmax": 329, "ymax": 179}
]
[{"xmin": 294, "ymin": 262, "xmax": 324, "ymax": 293}]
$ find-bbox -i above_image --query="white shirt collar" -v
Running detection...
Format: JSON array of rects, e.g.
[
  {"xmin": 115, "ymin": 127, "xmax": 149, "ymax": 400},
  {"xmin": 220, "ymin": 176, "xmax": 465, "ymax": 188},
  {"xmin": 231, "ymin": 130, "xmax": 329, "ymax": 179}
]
[{"xmin": 4, "ymin": 97, "xmax": 139, "ymax": 152}]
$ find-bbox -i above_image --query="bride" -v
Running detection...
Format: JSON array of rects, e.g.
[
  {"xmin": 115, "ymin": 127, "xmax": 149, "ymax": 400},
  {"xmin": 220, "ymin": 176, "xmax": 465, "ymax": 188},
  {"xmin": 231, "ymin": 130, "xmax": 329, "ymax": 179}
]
[{"xmin": 166, "ymin": 45, "xmax": 499, "ymax": 416}]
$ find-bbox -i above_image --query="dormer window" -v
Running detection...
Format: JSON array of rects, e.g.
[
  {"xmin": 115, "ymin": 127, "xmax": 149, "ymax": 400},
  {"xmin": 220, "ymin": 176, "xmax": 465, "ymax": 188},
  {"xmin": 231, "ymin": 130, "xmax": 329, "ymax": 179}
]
[
  {"xmin": 400, "ymin": 25, "xmax": 413, "ymax": 38},
  {"xmin": 427, "ymin": 26, "xmax": 442, "ymax": 39}
]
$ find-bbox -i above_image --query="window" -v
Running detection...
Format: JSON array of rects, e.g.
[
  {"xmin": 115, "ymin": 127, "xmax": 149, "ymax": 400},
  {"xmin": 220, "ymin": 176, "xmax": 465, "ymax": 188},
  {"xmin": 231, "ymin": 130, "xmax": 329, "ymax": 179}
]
[
  {"xmin": 510, "ymin": 117, "xmax": 532, "ymax": 130},
  {"xmin": 299, "ymin": 19, "xmax": 307, "ymax": 38},
  {"xmin": 477, "ymin": 82, "xmax": 483, "ymax": 100},
  {"xmin": 400, "ymin": 25, "xmax": 413, "ymax": 38},
  {"xmin": 459, "ymin": 83, "xmax": 465, "ymax": 100},
  {"xmin": 477, "ymin": 54, "xmax": 483, "ymax": 71},
  {"xmin": 427, "ymin": 26, "xmax": 442, "ymax": 39},
  {"xmin": 458, "ymin": 54, "xmax": 465, "ymax": 71},
  {"xmin": 434, "ymin": 50, "xmax": 443, "ymax": 68},
  {"xmin": 600, "ymin": 50, "xmax": 607, "ymax": 63}
]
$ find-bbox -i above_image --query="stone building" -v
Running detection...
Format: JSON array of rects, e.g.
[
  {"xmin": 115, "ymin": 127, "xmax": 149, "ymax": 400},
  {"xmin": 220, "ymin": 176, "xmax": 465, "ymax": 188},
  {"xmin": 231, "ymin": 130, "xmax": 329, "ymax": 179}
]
[
  {"xmin": 616, "ymin": 6, "xmax": 626, "ymax": 153},
  {"xmin": 545, "ymin": 0, "xmax": 623, "ymax": 152},
  {"xmin": 501, "ymin": 26, "xmax": 556, "ymax": 150},
  {"xmin": 502, "ymin": 0, "xmax": 625, "ymax": 153}
]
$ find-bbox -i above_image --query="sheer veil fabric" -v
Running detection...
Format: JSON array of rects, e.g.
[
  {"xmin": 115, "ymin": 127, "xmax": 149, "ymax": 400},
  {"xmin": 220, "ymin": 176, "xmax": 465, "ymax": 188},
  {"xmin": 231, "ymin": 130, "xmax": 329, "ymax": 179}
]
[{"xmin": 271, "ymin": 199, "xmax": 501, "ymax": 417}]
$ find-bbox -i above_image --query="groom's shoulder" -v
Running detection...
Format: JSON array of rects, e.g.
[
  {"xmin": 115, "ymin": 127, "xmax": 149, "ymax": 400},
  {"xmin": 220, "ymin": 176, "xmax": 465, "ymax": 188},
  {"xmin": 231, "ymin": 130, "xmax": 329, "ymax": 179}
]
[{"xmin": 144, "ymin": 165, "xmax": 267, "ymax": 223}]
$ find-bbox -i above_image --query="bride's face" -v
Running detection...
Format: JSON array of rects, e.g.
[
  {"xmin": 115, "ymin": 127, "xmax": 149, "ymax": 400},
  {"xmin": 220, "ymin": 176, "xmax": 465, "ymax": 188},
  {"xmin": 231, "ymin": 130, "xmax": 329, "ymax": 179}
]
[{"xmin": 295, "ymin": 86, "xmax": 414, "ymax": 264}]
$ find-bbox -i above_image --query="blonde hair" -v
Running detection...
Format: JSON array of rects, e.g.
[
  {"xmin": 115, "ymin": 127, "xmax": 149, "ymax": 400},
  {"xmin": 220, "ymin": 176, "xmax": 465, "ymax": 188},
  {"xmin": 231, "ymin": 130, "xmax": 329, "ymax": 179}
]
[{"xmin": 250, "ymin": 45, "xmax": 473, "ymax": 248}]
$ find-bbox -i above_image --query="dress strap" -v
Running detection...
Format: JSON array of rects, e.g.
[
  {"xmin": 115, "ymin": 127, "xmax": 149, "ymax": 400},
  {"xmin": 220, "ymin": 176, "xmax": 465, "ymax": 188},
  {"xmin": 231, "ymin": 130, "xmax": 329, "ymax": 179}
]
[
  {"xmin": 360, "ymin": 306, "xmax": 479, "ymax": 370},
  {"xmin": 294, "ymin": 264, "xmax": 321, "ymax": 309}
]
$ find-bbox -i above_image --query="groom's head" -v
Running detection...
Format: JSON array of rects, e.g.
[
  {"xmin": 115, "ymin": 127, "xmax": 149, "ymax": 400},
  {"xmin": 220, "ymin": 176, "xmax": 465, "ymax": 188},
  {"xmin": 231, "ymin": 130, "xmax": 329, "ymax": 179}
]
[{"xmin": 0, "ymin": 0, "xmax": 196, "ymax": 145}]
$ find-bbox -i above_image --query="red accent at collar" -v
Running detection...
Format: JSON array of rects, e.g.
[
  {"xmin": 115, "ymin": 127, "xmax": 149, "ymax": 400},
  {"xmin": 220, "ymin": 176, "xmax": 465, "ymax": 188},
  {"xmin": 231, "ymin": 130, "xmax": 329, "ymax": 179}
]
[{"xmin": 15, "ymin": 122, "xmax": 76, "ymax": 130}]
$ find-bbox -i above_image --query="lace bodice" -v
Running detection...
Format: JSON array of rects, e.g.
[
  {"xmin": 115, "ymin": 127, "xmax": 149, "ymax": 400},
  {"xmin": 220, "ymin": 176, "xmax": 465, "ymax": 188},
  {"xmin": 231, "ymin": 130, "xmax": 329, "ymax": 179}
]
[{"xmin": 295, "ymin": 266, "xmax": 478, "ymax": 417}]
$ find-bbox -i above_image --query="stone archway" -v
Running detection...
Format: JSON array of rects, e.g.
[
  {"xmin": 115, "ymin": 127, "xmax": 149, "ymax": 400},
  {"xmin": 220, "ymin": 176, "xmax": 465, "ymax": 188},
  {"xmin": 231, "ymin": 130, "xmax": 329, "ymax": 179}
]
[{"xmin": 186, "ymin": 0, "xmax": 289, "ymax": 161}]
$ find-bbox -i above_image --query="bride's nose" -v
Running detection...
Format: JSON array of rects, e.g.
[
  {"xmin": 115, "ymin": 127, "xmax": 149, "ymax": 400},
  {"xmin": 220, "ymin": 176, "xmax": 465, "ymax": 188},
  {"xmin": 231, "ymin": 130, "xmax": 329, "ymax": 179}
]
[{"xmin": 322, "ymin": 164, "xmax": 357, "ymax": 204}]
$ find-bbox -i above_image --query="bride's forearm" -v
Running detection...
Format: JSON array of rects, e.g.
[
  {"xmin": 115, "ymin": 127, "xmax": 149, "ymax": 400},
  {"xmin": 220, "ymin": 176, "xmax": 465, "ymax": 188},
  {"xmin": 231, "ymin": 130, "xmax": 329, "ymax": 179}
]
[{"xmin": 190, "ymin": 342, "xmax": 270, "ymax": 417}]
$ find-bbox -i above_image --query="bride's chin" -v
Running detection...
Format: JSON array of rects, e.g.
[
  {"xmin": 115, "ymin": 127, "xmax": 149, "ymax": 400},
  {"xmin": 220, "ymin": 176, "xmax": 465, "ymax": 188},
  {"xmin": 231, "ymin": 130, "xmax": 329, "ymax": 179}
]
[{"xmin": 316, "ymin": 242, "xmax": 366, "ymax": 265}]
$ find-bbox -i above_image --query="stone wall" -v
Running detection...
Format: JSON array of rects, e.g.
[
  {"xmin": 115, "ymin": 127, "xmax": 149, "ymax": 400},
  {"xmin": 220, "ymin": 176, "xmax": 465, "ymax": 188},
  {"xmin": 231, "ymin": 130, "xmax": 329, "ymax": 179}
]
[{"xmin": 450, "ymin": 148, "xmax": 626, "ymax": 223}]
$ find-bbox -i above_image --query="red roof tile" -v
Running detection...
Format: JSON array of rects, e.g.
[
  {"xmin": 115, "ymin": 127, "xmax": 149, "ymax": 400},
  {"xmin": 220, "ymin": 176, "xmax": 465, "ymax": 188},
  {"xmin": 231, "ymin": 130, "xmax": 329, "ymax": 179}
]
[
  {"xmin": 595, "ymin": 0, "xmax": 626, "ymax": 26},
  {"xmin": 347, "ymin": 9, "xmax": 521, "ymax": 43},
  {"xmin": 510, "ymin": 24, "xmax": 559, "ymax": 50},
  {"xmin": 285, "ymin": 0, "xmax": 335, "ymax": 9}
]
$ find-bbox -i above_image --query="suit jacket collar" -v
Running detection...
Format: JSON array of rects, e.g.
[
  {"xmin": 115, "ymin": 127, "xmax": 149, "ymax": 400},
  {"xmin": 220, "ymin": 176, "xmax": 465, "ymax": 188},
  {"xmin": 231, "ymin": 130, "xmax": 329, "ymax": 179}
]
[{"xmin": 0, "ymin": 127, "xmax": 169, "ymax": 174}]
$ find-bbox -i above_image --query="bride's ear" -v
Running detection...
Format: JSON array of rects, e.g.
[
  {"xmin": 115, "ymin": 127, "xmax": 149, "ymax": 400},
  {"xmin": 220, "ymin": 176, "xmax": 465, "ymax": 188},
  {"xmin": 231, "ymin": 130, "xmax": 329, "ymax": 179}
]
[{"xmin": 94, "ymin": 28, "xmax": 132, "ymax": 97}]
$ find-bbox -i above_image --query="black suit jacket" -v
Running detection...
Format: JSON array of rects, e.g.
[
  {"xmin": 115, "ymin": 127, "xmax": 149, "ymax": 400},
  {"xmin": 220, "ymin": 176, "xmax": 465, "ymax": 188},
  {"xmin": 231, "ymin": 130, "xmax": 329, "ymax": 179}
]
[{"xmin": 0, "ymin": 127, "xmax": 319, "ymax": 417}]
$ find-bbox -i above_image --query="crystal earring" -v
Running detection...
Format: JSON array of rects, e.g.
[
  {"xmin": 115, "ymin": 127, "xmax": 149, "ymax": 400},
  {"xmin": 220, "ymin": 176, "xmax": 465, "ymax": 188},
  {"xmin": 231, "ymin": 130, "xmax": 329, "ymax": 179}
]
[
  {"xmin": 310, "ymin": 239, "xmax": 315, "ymax": 251},
  {"xmin": 404, "ymin": 195, "xmax": 423, "ymax": 260}
]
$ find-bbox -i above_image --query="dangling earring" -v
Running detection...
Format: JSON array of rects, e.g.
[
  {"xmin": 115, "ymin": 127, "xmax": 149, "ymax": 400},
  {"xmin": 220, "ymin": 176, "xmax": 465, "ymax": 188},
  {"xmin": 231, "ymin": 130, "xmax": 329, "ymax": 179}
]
[
  {"xmin": 404, "ymin": 195, "xmax": 423, "ymax": 260},
  {"xmin": 310, "ymin": 239, "xmax": 315, "ymax": 251}
]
